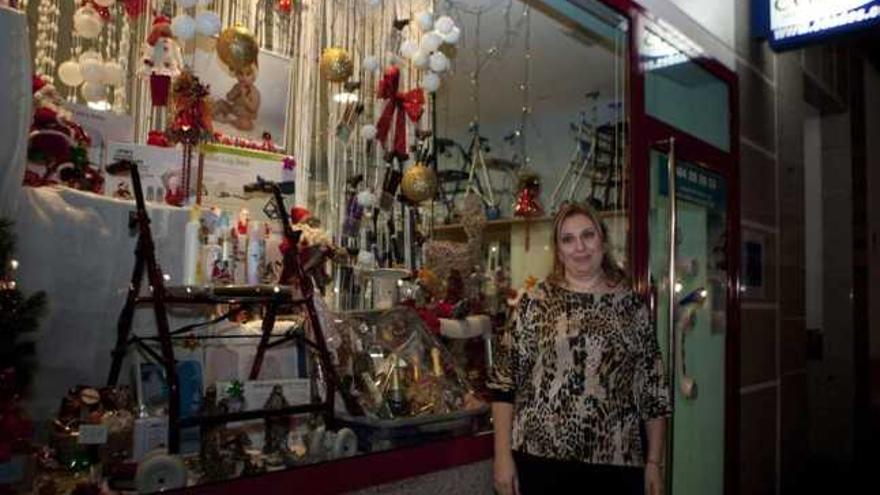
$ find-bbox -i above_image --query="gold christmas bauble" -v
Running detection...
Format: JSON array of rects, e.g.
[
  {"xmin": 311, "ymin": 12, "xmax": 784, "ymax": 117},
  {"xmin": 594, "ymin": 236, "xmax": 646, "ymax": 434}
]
[
  {"xmin": 320, "ymin": 47, "xmax": 354, "ymax": 83},
  {"xmin": 217, "ymin": 25, "xmax": 259, "ymax": 73},
  {"xmin": 401, "ymin": 162, "xmax": 438, "ymax": 203}
]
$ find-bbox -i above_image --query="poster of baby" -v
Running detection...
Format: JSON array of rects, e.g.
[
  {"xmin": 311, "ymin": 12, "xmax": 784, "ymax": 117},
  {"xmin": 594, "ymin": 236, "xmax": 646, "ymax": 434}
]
[{"xmin": 194, "ymin": 47, "xmax": 292, "ymax": 150}]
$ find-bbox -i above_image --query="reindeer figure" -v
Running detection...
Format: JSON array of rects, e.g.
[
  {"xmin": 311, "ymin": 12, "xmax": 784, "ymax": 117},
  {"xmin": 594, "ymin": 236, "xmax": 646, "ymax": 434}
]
[{"xmin": 423, "ymin": 192, "xmax": 487, "ymax": 287}]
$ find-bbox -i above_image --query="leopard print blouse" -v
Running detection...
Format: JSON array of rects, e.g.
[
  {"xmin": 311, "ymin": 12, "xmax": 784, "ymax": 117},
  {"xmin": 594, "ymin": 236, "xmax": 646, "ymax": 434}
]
[{"xmin": 488, "ymin": 281, "xmax": 671, "ymax": 467}]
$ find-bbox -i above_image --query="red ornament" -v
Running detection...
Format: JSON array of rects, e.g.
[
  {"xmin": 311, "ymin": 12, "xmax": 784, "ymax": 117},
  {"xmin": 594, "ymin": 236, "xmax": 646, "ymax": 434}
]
[
  {"xmin": 147, "ymin": 130, "xmax": 171, "ymax": 147},
  {"xmin": 375, "ymin": 65, "xmax": 425, "ymax": 161},
  {"xmin": 276, "ymin": 0, "xmax": 292, "ymax": 13},
  {"xmin": 122, "ymin": 0, "xmax": 146, "ymax": 18},
  {"xmin": 85, "ymin": 0, "xmax": 112, "ymax": 22},
  {"xmin": 32, "ymin": 74, "xmax": 47, "ymax": 93},
  {"xmin": 164, "ymin": 185, "xmax": 186, "ymax": 206},
  {"xmin": 513, "ymin": 174, "xmax": 543, "ymax": 218}
]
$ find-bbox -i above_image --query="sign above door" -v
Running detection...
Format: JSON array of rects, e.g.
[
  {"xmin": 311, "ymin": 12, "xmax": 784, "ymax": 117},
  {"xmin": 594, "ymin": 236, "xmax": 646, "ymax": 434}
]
[{"xmin": 753, "ymin": 0, "xmax": 880, "ymax": 50}]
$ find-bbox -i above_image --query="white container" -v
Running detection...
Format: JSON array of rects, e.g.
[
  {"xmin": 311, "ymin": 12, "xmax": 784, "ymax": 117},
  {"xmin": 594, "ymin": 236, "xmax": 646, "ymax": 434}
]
[{"xmin": 182, "ymin": 207, "xmax": 200, "ymax": 285}]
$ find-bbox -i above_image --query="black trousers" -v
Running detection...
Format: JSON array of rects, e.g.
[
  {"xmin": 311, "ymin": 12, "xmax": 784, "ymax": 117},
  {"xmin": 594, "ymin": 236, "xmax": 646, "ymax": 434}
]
[{"xmin": 514, "ymin": 451, "xmax": 644, "ymax": 495}]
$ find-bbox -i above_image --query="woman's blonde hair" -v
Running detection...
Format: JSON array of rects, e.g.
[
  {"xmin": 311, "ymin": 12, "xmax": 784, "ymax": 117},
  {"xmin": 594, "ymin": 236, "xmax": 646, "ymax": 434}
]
[{"xmin": 547, "ymin": 202, "xmax": 629, "ymax": 289}]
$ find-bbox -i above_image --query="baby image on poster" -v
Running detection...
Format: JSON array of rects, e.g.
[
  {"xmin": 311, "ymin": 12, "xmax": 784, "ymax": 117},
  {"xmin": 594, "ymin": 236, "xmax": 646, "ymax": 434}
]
[
  {"xmin": 212, "ymin": 65, "xmax": 261, "ymax": 131},
  {"xmin": 193, "ymin": 48, "xmax": 291, "ymax": 148}
]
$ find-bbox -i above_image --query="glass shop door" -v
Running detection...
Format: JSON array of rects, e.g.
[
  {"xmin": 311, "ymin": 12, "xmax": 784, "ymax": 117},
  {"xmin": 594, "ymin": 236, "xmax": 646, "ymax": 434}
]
[
  {"xmin": 648, "ymin": 142, "xmax": 734, "ymax": 495},
  {"xmin": 635, "ymin": 16, "xmax": 739, "ymax": 495}
]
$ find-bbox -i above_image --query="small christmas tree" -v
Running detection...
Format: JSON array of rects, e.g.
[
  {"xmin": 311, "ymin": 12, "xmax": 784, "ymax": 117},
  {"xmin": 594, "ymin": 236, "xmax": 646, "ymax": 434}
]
[{"xmin": 0, "ymin": 218, "xmax": 46, "ymax": 462}]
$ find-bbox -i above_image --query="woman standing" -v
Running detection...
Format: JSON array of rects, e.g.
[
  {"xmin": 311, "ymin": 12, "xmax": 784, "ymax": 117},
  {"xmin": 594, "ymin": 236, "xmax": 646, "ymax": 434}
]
[{"xmin": 489, "ymin": 203, "xmax": 671, "ymax": 495}]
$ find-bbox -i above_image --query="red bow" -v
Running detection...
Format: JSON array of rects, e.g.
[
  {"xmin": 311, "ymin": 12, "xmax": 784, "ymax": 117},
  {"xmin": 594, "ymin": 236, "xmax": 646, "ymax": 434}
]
[{"xmin": 375, "ymin": 66, "xmax": 424, "ymax": 161}]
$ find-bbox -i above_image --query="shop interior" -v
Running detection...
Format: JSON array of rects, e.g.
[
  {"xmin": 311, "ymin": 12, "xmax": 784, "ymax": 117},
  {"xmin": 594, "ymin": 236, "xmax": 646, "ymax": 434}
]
[{"xmin": 0, "ymin": 0, "xmax": 638, "ymax": 491}]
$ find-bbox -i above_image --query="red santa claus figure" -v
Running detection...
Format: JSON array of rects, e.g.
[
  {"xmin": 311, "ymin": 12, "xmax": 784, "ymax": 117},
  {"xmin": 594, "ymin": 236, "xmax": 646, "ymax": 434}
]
[{"xmin": 140, "ymin": 15, "xmax": 183, "ymax": 107}]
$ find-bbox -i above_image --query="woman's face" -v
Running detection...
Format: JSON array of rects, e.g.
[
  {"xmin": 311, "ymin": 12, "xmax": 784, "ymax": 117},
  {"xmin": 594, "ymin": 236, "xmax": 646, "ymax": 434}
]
[{"xmin": 557, "ymin": 213, "xmax": 604, "ymax": 280}]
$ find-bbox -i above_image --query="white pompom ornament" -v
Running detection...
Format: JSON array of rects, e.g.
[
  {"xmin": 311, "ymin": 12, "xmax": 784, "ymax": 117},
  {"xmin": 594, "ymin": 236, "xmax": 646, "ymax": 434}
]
[
  {"xmin": 357, "ymin": 190, "xmax": 377, "ymax": 208},
  {"xmin": 362, "ymin": 55, "xmax": 380, "ymax": 72},
  {"xmin": 101, "ymin": 61, "xmax": 124, "ymax": 86},
  {"xmin": 428, "ymin": 52, "xmax": 449, "ymax": 73},
  {"xmin": 434, "ymin": 16, "xmax": 455, "ymax": 34},
  {"xmin": 416, "ymin": 11, "xmax": 433, "ymax": 31},
  {"xmin": 420, "ymin": 32, "xmax": 443, "ymax": 53},
  {"xmin": 412, "ymin": 51, "xmax": 429, "ymax": 69},
  {"xmin": 399, "ymin": 40, "xmax": 418, "ymax": 59},
  {"xmin": 176, "ymin": 0, "xmax": 198, "ymax": 8},
  {"xmin": 171, "ymin": 15, "xmax": 197, "ymax": 40},
  {"xmin": 195, "ymin": 11, "xmax": 221, "ymax": 37},
  {"xmin": 442, "ymin": 26, "xmax": 461, "ymax": 45},
  {"xmin": 93, "ymin": 0, "xmax": 115, "ymax": 7},
  {"xmin": 423, "ymin": 72, "xmax": 441, "ymax": 93},
  {"xmin": 57, "ymin": 60, "xmax": 84, "ymax": 87},
  {"xmin": 360, "ymin": 124, "xmax": 378, "ymax": 141},
  {"xmin": 81, "ymin": 82, "xmax": 106, "ymax": 102},
  {"xmin": 79, "ymin": 51, "xmax": 101, "ymax": 64},
  {"xmin": 73, "ymin": 6, "xmax": 103, "ymax": 39},
  {"xmin": 80, "ymin": 58, "xmax": 105, "ymax": 84}
]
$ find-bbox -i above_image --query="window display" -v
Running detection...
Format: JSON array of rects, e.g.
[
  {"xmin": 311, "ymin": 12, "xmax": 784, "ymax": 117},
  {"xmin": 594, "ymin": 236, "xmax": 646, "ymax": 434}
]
[{"xmin": 3, "ymin": 0, "xmax": 632, "ymax": 491}]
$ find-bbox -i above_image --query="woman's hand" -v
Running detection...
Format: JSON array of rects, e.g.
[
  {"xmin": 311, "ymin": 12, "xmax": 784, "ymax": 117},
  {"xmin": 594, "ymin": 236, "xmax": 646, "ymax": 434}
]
[
  {"xmin": 644, "ymin": 462, "xmax": 664, "ymax": 495},
  {"xmin": 493, "ymin": 452, "xmax": 519, "ymax": 495}
]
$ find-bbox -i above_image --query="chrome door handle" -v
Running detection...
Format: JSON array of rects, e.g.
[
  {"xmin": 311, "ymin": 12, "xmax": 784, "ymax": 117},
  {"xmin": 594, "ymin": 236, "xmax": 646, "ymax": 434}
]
[
  {"xmin": 676, "ymin": 288, "xmax": 707, "ymax": 399},
  {"xmin": 665, "ymin": 137, "xmax": 696, "ymax": 400}
]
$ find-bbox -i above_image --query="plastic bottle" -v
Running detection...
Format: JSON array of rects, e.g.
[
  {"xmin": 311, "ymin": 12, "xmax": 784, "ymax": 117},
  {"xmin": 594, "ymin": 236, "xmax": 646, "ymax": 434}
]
[
  {"xmin": 247, "ymin": 221, "xmax": 264, "ymax": 285},
  {"xmin": 183, "ymin": 207, "xmax": 201, "ymax": 286},
  {"xmin": 203, "ymin": 234, "xmax": 221, "ymax": 285}
]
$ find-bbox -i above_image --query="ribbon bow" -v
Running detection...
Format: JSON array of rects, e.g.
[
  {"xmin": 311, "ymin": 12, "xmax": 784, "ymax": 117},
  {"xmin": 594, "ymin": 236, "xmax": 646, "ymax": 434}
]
[{"xmin": 375, "ymin": 65, "xmax": 424, "ymax": 161}]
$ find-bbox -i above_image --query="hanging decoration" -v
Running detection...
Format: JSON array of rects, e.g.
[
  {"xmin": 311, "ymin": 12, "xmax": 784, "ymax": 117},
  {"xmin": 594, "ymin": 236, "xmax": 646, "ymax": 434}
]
[
  {"xmin": 171, "ymin": 14, "xmax": 197, "ymax": 41},
  {"xmin": 34, "ymin": 0, "xmax": 61, "ymax": 83},
  {"xmin": 513, "ymin": 173, "xmax": 542, "ymax": 218},
  {"xmin": 393, "ymin": 9, "xmax": 461, "ymax": 94},
  {"xmin": 401, "ymin": 162, "xmax": 437, "ymax": 203},
  {"xmin": 362, "ymin": 55, "xmax": 380, "ymax": 72},
  {"xmin": 320, "ymin": 47, "xmax": 354, "ymax": 83},
  {"xmin": 195, "ymin": 11, "xmax": 222, "ymax": 37},
  {"xmin": 73, "ymin": 4, "xmax": 105, "ymax": 40},
  {"xmin": 401, "ymin": 131, "xmax": 437, "ymax": 203},
  {"xmin": 276, "ymin": 0, "xmax": 293, "ymax": 14},
  {"xmin": 122, "ymin": 0, "xmax": 146, "ymax": 18},
  {"xmin": 217, "ymin": 25, "xmax": 260, "ymax": 74},
  {"xmin": 170, "ymin": 0, "xmax": 220, "ymax": 39},
  {"xmin": 375, "ymin": 65, "xmax": 424, "ymax": 161},
  {"xmin": 57, "ymin": 60, "xmax": 84, "ymax": 87}
]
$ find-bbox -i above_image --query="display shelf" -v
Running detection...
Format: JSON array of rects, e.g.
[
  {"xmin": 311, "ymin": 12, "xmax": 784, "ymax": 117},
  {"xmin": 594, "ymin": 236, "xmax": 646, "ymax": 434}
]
[{"xmin": 106, "ymin": 163, "xmax": 344, "ymax": 453}]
